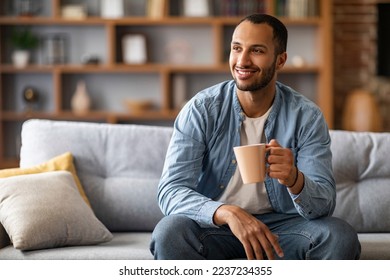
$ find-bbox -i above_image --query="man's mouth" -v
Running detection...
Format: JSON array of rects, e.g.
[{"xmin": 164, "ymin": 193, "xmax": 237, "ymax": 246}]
[{"xmin": 235, "ymin": 68, "xmax": 257, "ymax": 79}]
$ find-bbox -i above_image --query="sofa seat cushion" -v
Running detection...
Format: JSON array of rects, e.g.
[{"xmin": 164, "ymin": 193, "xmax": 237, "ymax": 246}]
[
  {"xmin": 2, "ymin": 232, "xmax": 388, "ymax": 260},
  {"xmin": 358, "ymin": 233, "xmax": 390, "ymax": 260},
  {"xmin": 0, "ymin": 232, "xmax": 153, "ymax": 260}
]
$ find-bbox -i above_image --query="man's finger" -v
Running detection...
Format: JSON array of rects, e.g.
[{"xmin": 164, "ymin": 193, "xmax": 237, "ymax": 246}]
[
  {"xmin": 267, "ymin": 139, "xmax": 281, "ymax": 148},
  {"xmin": 242, "ymin": 240, "xmax": 255, "ymax": 260},
  {"xmin": 266, "ymin": 232, "xmax": 284, "ymax": 258}
]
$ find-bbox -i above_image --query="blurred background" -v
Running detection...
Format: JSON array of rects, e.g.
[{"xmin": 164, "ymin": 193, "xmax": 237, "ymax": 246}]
[{"xmin": 0, "ymin": 0, "xmax": 389, "ymax": 167}]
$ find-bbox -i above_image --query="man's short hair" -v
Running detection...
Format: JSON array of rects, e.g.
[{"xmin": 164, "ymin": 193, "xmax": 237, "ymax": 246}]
[{"xmin": 238, "ymin": 14, "xmax": 288, "ymax": 55}]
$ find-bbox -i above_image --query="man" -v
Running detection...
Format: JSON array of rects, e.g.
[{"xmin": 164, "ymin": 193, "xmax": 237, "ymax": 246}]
[{"xmin": 150, "ymin": 14, "xmax": 361, "ymax": 260}]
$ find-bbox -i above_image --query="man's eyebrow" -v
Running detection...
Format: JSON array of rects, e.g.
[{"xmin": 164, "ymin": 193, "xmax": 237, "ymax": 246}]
[{"xmin": 231, "ymin": 41, "xmax": 268, "ymax": 49}]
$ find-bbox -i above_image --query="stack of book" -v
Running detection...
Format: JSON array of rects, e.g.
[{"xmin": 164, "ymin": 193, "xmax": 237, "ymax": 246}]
[
  {"xmin": 217, "ymin": 0, "xmax": 267, "ymax": 17},
  {"xmin": 275, "ymin": 0, "xmax": 319, "ymax": 18}
]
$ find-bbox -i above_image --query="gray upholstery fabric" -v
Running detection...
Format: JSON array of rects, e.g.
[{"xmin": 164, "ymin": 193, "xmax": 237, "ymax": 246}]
[
  {"xmin": 358, "ymin": 233, "xmax": 390, "ymax": 260},
  {"xmin": 0, "ymin": 233, "xmax": 153, "ymax": 260},
  {"xmin": 330, "ymin": 130, "xmax": 390, "ymax": 232},
  {"xmin": 19, "ymin": 119, "xmax": 171, "ymax": 232}
]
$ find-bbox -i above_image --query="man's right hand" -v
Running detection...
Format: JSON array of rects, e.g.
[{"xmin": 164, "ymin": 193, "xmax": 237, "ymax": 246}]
[{"xmin": 213, "ymin": 205, "xmax": 284, "ymax": 260}]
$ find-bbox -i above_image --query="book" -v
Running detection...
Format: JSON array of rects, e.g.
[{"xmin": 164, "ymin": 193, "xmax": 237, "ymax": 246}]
[{"xmin": 182, "ymin": 0, "xmax": 210, "ymax": 17}]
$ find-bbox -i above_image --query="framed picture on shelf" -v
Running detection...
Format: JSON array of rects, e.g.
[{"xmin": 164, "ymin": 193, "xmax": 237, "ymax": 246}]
[
  {"xmin": 122, "ymin": 34, "xmax": 148, "ymax": 64},
  {"xmin": 182, "ymin": 0, "xmax": 210, "ymax": 17}
]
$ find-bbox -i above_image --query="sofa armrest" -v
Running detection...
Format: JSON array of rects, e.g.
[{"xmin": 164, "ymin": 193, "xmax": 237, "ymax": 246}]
[{"xmin": 0, "ymin": 223, "xmax": 10, "ymax": 249}]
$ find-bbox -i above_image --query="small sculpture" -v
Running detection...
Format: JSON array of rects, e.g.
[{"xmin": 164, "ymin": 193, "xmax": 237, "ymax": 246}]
[{"xmin": 22, "ymin": 87, "xmax": 39, "ymax": 112}]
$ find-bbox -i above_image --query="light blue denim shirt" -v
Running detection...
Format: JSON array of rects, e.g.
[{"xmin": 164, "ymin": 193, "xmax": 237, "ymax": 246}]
[{"xmin": 158, "ymin": 80, "xmax": 335, "ymax": 228}]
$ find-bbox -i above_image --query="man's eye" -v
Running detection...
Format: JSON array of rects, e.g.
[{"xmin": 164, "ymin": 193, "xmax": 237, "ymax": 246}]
[
  {"xmin": 253, "ymin": 49, "xmax": 264, "ymax": 54},
  {"xmin": 232, "ymin": 46, "xmax": 241, "ymax": 51}
]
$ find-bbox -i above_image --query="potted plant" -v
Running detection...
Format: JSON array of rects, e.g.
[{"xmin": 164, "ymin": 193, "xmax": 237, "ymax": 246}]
[{"xmin": 10, "ymin": 27, "xmax": 39, "ymax": 68}]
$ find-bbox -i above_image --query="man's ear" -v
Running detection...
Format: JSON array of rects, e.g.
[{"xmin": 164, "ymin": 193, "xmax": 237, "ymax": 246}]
[{"xmin": 276, "ymin": 52, "xmax": 287, "ymax": 70}]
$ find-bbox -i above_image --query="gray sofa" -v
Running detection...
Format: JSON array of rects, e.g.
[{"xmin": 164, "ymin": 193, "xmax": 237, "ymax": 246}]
[{"xmin": 0, "ymin": 119, "xmax": 389, "ymax": 259}]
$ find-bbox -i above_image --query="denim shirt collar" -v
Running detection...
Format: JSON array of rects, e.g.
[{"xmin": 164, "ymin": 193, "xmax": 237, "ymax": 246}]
[{"xmin": 232, "ymin": 81, "xmax": 283, "ymax": 139}]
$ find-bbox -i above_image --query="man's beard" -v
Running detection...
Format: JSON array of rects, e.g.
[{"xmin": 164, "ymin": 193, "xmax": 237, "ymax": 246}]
[{"xmin": 234, "ymin": 58, "xmax": 277, "ymax": 92}]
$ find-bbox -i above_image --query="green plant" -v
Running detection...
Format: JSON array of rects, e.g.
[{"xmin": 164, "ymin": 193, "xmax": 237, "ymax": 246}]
[{"xmin": 10, "ymin": 27, "xmax": 39, "ymax": 50}]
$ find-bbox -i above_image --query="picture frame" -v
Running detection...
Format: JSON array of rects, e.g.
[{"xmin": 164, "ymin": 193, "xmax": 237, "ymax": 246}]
[
  {"xmin": 122, "ymin": 34, "xmax": 148, "ymax": 64},
  {"xmin": 182, "ymin": 0, "xmax": 210, "ymax": 17}
]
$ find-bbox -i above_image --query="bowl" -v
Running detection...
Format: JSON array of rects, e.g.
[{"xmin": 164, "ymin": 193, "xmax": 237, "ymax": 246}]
[{"xmin": 123, "ymin": 99, "xmax": 154, "ymax": 113}]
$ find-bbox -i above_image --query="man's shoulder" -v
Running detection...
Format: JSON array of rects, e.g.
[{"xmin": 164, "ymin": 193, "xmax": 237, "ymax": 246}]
[{"xmin": 276, "ymin": 81, "xmax": 320, "ymax": 111}]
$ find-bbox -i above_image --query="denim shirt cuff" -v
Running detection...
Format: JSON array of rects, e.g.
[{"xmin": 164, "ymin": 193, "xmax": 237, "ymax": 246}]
[
  {"xmin": 196, "ymin": 200, "xmax": 225, "ymax": 228},
  {"xmin": 289, "ymin": 174, "xmax": 330, "ymax": 219}
]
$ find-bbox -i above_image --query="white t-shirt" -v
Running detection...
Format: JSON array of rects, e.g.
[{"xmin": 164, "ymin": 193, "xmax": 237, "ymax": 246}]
[{"xmin": 218, "ymin": 107, "xmax": 273, "ymax": 214}]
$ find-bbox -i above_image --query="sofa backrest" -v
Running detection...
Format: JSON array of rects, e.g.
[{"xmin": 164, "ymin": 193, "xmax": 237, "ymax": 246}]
[
  {"xmin": 20, "ymin": 120, "xmax": 390, "ymax": 234},
  {"xmin": 20, "ymin": 119, "xmax": 173, "ymax": 232},
  {"xmin": 330, "ymin": 130, "xmax": 390, "ymax": 233}
]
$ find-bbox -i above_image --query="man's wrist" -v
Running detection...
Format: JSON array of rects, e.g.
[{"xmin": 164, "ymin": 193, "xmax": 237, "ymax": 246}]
[
  {"xmin": 287, "ymin": 169, "xmax": 304, "ymax": 195},
  {"xmin": 286, "ymin": 166, "xmax": 299, "ymax": 188}
]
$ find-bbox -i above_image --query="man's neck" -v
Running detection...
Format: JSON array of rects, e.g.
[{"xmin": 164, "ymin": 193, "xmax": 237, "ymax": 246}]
[{"xmin": 237, "ymin": 86, "xmax": 276, "ymax": 118}]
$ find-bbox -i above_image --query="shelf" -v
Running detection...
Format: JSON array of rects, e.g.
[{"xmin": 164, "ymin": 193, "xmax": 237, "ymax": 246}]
[
  {"xmin": 0, "ymin": 65, "xmax": 232, "ymax": 76},
  {"xmin": 0, "ymin": 159, "xmax": 19, "ymax": 168},
  {"xmin": 0, "ymin": 110, "xmax": 178, "ymax": 122},
  {"xmin": 0, "ymin": 64, "xmax": 319, "ymax": 74},
  {"xmin": 0, "ymin": 16, "xmax": 323, "ymax": 26}
]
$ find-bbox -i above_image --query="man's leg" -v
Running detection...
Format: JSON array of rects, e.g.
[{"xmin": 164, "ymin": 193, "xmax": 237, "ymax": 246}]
[
  {"xmin": 260, "ymin": 213, "xmax": 361, "ymax": 260},
  {"xmin": 151, "ymin": 213, "xmax": 361, "ymax": 260},
  {"xmin": 150, "ymin": 214, "xmax": 246, "ymax": 260}
]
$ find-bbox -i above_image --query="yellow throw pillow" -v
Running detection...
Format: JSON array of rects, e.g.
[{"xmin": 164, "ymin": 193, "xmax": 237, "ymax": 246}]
[{"xmin": 0, "ymin": 152, "xmax": 90, "ymax": 207}]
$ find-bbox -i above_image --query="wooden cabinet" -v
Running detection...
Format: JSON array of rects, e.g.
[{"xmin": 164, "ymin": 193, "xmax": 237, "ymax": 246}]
[{"xmin": 0, "ymin": 0, "xmax": 333, "ymax": 168}]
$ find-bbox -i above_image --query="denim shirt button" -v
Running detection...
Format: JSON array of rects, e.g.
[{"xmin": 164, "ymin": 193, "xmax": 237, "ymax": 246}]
[
  {"xmin": 219, "ymin": 185, "xmax": 224, "ymax": 189},
  {"xmin": 232, "ymin": 159, "xmax": 236, "ymax": 164}
]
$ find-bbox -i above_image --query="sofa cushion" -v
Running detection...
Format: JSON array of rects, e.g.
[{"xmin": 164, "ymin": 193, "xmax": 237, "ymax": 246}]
[
  {"xmin": 0, "ymin": 152, "xmax": 90, "ymax": 207},
  {"xmin": 358, "ymin": 233, "xmax": 390, "ymax": 260},
  {"xmin": 330, "ymin": 130, "xmax": 390, "ymax": 232},
  {"xmin": 19, "ymin": 119, "xmax": 173, "ymax": 231},
  {"xmin": 0, "ymin": 232, "xmax": 153, "ymax": 260},
  {"xmin": 0, "ymin": 171, "xmax": 112, "ymax": 251}
]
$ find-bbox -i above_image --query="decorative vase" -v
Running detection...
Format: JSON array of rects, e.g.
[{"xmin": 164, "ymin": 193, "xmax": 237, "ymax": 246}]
[
  {"xmin": 12, "ymin": 50, "xmax": 30, "ymax": 68},
  {"xmin": 71, "ymin": 80, "xmax": 91, "ymax": 115},
  {"xmin": 342, "ymin": 89, "xmax": 383, "ymax": 132}
]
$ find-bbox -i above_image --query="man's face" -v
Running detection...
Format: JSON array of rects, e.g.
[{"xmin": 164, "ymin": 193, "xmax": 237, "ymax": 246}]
[{"xmin": 229, "ymin": 21, "xmax": 282, "ymax": 92}]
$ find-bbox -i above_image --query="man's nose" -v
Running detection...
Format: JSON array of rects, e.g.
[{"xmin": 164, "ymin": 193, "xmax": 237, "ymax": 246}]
[{"xmin": 237, "ymin": 50, "xmax": 251, "ymax": 66}]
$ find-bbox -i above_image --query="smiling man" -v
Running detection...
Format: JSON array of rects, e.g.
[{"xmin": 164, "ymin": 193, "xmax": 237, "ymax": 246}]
[{"xmin": 150, "ymin": 14, "xmax": 361, "ymax": 260}]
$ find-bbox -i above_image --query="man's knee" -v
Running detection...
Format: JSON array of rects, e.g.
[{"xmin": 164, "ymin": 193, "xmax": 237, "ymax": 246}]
[
  {"xmin": 152, "ymin": 215, "xmax": 195, "ymax": 241},
  {"xmin": 150, "ymin": 215, "xmax": 201, "ymax": 259},
  {"xmin": 319, "ymin": 217, "xmax": 361, "ymax": 259}
]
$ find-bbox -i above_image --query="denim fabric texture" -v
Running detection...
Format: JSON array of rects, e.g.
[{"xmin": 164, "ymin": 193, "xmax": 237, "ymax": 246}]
[{"xmin": 151, "ymin": 213, "xmax": 360, "ymax": 260}]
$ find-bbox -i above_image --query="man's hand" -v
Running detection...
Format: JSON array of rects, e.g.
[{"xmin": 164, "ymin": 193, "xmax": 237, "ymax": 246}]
[
  {"xmin": 213, "ymin": 205, "xmax": 284, "ymax": 260},
  {"xmin": 266, "ymin": 139, "xmax": 303, "ymax": 194}
]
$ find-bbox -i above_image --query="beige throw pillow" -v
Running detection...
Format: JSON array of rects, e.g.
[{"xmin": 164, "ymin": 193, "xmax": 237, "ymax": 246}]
[
  {"xmin": 0, "ymin": 171, "xmax": 112, "ymax": 251},
  {"xmin": 0, "ymin": 152, "xmax": 90, "ymax": 207}
]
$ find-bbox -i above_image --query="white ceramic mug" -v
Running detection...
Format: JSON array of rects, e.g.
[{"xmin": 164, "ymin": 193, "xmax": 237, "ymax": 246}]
[{"xmin": 233, "ymin": 143, "xmax": 266, "ymax": 184}]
